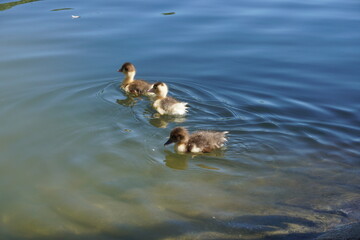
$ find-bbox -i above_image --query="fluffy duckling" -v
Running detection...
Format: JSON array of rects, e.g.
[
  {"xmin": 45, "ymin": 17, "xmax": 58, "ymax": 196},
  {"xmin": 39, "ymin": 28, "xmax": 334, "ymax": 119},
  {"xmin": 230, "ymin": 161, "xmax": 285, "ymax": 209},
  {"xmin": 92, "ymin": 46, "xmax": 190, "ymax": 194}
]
[
  {"xmin": 118, "ymin": 62, "xmax": 153, "ymax": 96},
  {"xmin": 165, "ymin": 127, "xmax": 228, "ymax": 153},
  {"xmin": 148, "ymin": 82, "xmax": 188, "ymax": 115}
]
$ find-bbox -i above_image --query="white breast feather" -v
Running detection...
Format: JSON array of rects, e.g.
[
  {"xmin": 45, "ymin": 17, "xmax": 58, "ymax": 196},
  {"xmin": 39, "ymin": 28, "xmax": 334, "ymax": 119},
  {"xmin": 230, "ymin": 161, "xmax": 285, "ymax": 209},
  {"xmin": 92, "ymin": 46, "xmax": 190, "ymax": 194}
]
[
  {"xmin": 189, "ymin": 144, "xmax": 202, "ymax": 153},
  {"xmin": 176, "ymin": 143, "xmax": 187, "ymax": 152}
]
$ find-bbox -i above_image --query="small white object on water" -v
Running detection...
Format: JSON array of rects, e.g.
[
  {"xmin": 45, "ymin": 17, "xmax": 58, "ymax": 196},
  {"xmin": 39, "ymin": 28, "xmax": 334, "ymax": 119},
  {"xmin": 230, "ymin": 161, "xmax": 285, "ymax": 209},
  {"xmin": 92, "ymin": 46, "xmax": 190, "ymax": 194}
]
[{"xmin": 72, "ymin": 15, "xmax": 80, "ymax": 19}]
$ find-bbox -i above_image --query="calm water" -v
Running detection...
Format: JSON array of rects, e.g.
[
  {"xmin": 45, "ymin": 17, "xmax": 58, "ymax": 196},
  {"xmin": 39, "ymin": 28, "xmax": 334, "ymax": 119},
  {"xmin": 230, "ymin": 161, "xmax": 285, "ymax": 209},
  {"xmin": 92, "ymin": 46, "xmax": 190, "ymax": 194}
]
[{"xmin": 0, "ymin": 0, "xmax": 360, "ymax": 239}]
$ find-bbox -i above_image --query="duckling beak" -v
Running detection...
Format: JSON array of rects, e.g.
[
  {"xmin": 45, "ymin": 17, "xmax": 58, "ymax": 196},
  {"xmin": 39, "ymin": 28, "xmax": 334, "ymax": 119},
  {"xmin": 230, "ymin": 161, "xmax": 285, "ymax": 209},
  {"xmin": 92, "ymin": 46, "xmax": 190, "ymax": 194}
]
[
  {"xmin": 148, "ymin": 87, "xmax": 155, "ymax": 93},
  {"xmin": 164, "ymin": 138, "xmax": 174, "ymax": 145},
  {"xmin": 117, "ymin": 68, "xmax": 123, "ymax": 72}
]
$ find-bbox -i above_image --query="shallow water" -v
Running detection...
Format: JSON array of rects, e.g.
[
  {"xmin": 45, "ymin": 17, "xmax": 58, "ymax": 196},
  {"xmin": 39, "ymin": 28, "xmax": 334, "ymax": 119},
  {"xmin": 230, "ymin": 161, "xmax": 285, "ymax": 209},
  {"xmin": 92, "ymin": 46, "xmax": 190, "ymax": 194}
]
[{"xmin": 0, "ymin": 0, "xmax": 359, "ymax": 239}]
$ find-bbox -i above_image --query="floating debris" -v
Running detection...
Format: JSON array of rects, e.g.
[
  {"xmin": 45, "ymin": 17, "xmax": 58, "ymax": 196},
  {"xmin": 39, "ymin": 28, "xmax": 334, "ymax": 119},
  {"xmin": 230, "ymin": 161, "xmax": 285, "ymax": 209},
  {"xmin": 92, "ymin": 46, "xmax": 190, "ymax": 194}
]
[
  {"xmin": 51, "ymin": 8, "xmax": 73, "ymax": 11},
  {"xmin": 196, "ymin": 164, "xmax": 220, "ymax": 170},
  {"xmin": 71, "ymin": 15, "xmax": 80, "ymax": 19},
  {"xmin": 162, "ymin": 12, "xmax": 175, "ymax": 15}
]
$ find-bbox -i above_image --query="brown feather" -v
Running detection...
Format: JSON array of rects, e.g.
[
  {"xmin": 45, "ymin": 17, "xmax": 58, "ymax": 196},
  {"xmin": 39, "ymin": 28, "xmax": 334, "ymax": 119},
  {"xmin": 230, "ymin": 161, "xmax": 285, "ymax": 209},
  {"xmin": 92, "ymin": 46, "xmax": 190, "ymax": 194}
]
[
  {"xmin": 188, "ymin": 131, "xmax": 227, "ymax": 152},
  {"xmin": 126, "ymin": 80, "xmax": 152, "ymax": 95},
  {"xmin": 119, "ymin": 62, "xmax": 136, "ymax": 72},
  {"xmin": 167, "ymin": 127, "xmax": 228, "ymax": 153},
  {"xmin": 159, "ymin": 97, "xmax": 180, "ymax": 111}
]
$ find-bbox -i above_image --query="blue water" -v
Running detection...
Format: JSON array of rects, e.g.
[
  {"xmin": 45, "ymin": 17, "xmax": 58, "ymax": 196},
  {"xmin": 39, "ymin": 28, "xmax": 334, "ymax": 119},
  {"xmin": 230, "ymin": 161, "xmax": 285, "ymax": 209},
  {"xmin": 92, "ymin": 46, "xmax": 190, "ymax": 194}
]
[{"xmin": 0, "ymin": 0, "xmax": 359, "ymax": 239}]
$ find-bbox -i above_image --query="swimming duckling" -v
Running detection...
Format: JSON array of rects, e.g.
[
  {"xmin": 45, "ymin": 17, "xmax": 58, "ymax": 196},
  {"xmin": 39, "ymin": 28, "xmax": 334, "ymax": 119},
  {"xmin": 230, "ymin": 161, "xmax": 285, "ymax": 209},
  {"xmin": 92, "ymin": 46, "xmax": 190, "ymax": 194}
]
[
  {"xmin": 118, "ymin": 62, "xmax": 153, "ymax": 96},
  {"xmin": 148, "ymin": 82, "xmax": 188, "ymax": 116},
  {"xmin": 165, "ymin": 127, "xmax": 228, "ymax": 153}
]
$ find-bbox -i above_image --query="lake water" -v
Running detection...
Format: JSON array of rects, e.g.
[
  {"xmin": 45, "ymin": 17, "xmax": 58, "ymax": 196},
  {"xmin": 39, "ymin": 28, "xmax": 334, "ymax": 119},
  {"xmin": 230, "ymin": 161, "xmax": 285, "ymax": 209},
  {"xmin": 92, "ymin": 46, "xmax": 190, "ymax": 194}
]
[{"xmin": 0, "ymin": 0, "xmax": 359, "ymax": 239}]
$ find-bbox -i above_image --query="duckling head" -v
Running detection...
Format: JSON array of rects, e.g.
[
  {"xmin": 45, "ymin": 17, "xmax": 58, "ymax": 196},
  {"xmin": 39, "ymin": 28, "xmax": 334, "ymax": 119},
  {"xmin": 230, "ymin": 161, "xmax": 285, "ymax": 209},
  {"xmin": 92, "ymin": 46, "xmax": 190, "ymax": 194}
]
[
  {"xmin": 149, "ymin": 82, "xmax": 169, "ymax": 98},
  {"xmin": 118, "ymin": 62, "xmax": 136, "ymax": 79},
  {"xmin": 164, "ymin": 127, "xmax": 189, "ymax": 145}
]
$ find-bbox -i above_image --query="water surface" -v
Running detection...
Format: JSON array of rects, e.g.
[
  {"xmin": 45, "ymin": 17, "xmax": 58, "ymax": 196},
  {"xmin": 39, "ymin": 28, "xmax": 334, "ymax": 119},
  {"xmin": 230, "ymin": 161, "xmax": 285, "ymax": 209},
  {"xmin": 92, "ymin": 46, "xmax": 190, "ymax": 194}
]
[{"xmin": 0, "ymin": 0, "xmax": 359, "ymax": 239}]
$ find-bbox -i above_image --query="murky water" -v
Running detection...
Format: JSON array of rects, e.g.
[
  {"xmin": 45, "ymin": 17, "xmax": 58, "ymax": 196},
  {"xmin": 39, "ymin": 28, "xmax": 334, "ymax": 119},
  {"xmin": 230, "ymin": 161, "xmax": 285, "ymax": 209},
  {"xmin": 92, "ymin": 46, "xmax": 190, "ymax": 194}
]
[{"xmin": 0, "ymin": 0, "xmax": 359, "ymax": 239}]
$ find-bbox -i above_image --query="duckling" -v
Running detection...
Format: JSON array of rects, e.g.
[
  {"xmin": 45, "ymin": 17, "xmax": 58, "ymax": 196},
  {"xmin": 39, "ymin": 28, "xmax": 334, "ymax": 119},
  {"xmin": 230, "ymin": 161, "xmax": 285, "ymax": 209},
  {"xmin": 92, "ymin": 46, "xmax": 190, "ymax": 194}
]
[
  {"xmin": 118, "ymin": 62, "xmax": 153, "ymax": 96},
  {"xmin": 148, "ymin": 82, "xmax": 188, "ymax": 116},
  {"xmin": 164, "ymin": 127, "xmax": 228, "ymax": 153}
]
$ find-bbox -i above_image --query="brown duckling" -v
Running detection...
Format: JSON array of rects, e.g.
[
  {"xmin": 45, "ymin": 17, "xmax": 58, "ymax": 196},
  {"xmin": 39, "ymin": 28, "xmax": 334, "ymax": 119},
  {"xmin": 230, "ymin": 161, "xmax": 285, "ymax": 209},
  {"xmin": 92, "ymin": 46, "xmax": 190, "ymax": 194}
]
[
  {"xmin": 165, "ymin": 127, "xmax": 228, "ymax": 153},
  {"xmin": 118, "ymin": 62, "xmax": 154, "ymax": 96}
]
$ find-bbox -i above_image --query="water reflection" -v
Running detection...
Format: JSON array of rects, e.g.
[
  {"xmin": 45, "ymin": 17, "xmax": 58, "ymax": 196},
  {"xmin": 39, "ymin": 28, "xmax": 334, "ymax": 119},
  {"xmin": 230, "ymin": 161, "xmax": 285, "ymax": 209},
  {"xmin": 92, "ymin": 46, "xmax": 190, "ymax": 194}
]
[
  {"xmin": 164, "ymin": 150, "xmax": 189, "ymax": 170},
  {"xmin": 116, "ymin": 96, "xmax": 138, "ymax": 107},
  {"xmin": 163, "ymin": 149, "xmax": 224, "ymax": 170},
  {"xmin": 0, "ymin": 0, "xmax": 39, "ymax": 11},
  {"xmin": 148, "ymin": 114, "xmax": 186, "ymax": 128}
]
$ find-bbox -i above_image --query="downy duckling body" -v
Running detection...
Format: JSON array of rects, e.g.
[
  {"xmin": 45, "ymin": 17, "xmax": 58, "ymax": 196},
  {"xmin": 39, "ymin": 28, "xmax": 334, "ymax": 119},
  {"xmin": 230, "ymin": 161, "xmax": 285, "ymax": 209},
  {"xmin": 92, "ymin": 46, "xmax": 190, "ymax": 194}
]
[
  {"xmin": 118, "ymin": 62, "xmax": 153, "ymax": 96},
  {"xmin": 165, "ymin": 127, "xmax": 228, "ymax": 153},
  {"xmin": 148, "ymin": 82, "xmax": 188, "ymax": 116}
]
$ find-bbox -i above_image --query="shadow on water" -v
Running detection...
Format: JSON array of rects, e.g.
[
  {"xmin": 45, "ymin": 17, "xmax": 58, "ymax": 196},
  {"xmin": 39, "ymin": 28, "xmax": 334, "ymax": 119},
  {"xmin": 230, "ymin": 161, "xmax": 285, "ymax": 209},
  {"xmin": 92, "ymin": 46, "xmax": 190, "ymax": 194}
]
[
  {"xmin": 1, "ymin": 214, "xmax": 322, "ymax": 240},
  {"xmin": 0, "ymin": 0, "xmax": 40, "ymax": 11}
]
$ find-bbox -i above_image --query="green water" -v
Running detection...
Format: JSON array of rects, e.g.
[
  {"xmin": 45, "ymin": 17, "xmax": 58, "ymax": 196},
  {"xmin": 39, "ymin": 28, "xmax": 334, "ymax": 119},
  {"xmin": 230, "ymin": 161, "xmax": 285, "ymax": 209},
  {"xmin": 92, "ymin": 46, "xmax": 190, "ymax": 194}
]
[{"xmin": 0, "ymin": 0, "xmax": 359, "ymax": 239}]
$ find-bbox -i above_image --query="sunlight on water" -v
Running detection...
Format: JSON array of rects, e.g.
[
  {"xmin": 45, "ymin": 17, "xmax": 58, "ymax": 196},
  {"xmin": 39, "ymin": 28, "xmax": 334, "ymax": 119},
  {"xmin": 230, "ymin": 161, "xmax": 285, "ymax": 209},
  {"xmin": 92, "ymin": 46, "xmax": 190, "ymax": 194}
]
[{"xmin": 0, "ymin": 0, "xmax": 359, "ymax": 239}]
